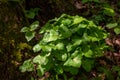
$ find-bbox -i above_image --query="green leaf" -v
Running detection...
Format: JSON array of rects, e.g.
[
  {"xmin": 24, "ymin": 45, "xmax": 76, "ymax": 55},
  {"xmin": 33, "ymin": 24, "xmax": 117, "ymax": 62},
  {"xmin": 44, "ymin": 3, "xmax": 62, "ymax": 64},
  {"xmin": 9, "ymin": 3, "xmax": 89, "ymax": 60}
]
[
  {"xmin": 72, "ymin": 36, "xmax": 82, "ymax": 46},
  {"xmin": 40, "ymin": 44, "xmax": 53, "ymax": 52},
  {"xmin": 71, "ymin": 49, "xmax": 80, "ymax": 58},
  {"xmin": 25, "ymin": 11, "xmax": 35, "ymax": 19},
  {"xmin": 72, "ymin": 54, "xmax": 82, "ymax": 67},
  {"xmin": 37, "ymin": 65, "xmax": 45, "ymax": 76},
  {"xmin": 59, "ymin": 24, "xmax": 72, "ymax": 39},
  {"xmin": 33, "ymin": 44, "xmax": 41, "ymax": 52},
  {"xmin": 64, "ymin": 58, "xmax": 73, "ymax": 67},
  {"xmin": 61, "ymin": 19, "xmax": 72, "ymax": 26},
  {"xmin": 55, "ymin": 43, "xmax": 64, "ymax": 50},
  {"xmin": 66, "ymin": 43, "xmax": 74, "ymax": 52},
  {"xmin": 55, "ymin": 52, "xmax": 67, "ymax": 61},
  {"xmin": 42, "ymin": 30, "xmax": 59, "ymax": 42},
  {"xmin": 54, "ymin": 65, "xmax": 63, "ymax": 74},
  {"xmin": 106, "ymin": 23, "xmax": 118, "ymax": 29},
  {"xmin": 64, "ymin": 54, "xmax": 82, "ymax": 68},
  {"xmin": 25, "ymin": 31, "xmax": 35, "ymax": 41},
  {"xmin": 83, "ymin": 32, "xmax": 90, "ymax": 42},
  {"xmin": 83, "ymin": 49, "xmax": 93, "ymax": 58},
  {"xmin": 114, "ymin": 28, "xmax": 120, "ymax": 34},
  {"xmin": 21, "ymin": 27, "xmax": 30, "ymax": 32},
  {"xmin": 87, "ymin": 28, "xmax": 100, "ymax": 41},
  {"xmin": 63, "ymin": 67, "xmax": 79, "ymax": 75},
  {"xmin": 30, "ymin": 21, "xmax": 39, "ymax": 31},
  {"xmin": 82, "ymin": 59, "xmax": 94, "ymax": 72},
  {"xmin": 33, "ymin": 55, "xmax": 48, "ymax": 65},
  {"xmin": 61, "ymin": 53, "xmax": 67, "ymax": 61},
  {"xmin": 19, "ymin": 59, "xmax": 34, "ymax": 72},
  {"xmin": 71, "ymin": 24, "xmax": 86, "ymax": 33},
  {"xmin": 39, "ymin": 23, "xmax": 51, "ymax": 34},
  {"xmin": 103, "ymin": 7, "xmax": 115, "ymax": 16},
  {"xmin": 73, "ymin": 16, "xmax": 85, "ymax": 25}
]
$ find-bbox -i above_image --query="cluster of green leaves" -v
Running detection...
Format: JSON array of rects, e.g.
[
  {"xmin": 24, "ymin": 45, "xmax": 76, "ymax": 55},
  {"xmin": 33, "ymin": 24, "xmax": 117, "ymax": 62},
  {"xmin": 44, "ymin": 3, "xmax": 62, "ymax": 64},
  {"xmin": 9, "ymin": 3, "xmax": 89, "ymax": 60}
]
[
  {"xmin": 87, "ymin": 1, "xmax": 120, "ymax": 35},
  {"xmin": 20, "ymin": 14, "xmax": 108, "ymax": 78},
  {"xmin": 21, "ymin": 21, "xmax": 39, "ymax": 41},
  {"xmin": 91, "ymin": 3, "xmax": 115, "ymax": 23}
]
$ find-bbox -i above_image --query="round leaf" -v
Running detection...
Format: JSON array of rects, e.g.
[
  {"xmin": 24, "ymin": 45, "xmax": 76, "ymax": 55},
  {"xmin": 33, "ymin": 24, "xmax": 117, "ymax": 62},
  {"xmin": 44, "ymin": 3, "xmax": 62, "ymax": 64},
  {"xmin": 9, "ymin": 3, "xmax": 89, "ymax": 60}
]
[
  {"xmin": 114, "ymin": 28, "xmax": 120, "ymax": 34},
  {"xmin": 33, "ymin": 44, "xmax": 41, "ymax": 52}
]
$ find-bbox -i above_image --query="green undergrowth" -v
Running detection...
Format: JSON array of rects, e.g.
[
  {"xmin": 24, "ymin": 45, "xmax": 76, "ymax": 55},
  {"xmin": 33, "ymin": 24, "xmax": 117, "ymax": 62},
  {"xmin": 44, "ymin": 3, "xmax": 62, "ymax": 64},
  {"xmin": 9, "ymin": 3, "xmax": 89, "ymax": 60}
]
[{"xmin": 20, "ymin": 14, "xmax": 109, "ymax": 80}]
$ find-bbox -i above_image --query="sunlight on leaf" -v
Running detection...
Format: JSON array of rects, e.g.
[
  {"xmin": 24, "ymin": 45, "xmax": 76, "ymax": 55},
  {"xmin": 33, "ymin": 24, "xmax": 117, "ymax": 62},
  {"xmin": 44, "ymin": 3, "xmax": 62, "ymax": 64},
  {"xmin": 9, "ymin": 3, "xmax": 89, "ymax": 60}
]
[
  {"xmin": 55, "ymin": 43, "xmax": 64, "ymax": 50},
  {"xmin": 30, "ymin": 21, "xmax": 39, "ymax": 31},
  {"xmin": 106, "ymin": 23, "xmax": 118, "ymax": 29},
  {"xmin": 25, "ymin": 31, "xmax": 35, "ymax": 41},
  {"xmin": 33, "ymin": 55, "xmax": 48, "ymax": 65},
  {"xmin": 37, "ymin": 65, "xmax": 45, "ymax": 76},
  {"xmin": 42, "ymin": 30, "xmax": 59, "ymax": 42},
  {"xmin": 73, "ymin": 16, "xmax": 85, "ymax": 25},
  {"xmin": 19, "ymin": 59, "xmax": 34, "ymax": 72},
  {"xmin": 64, "ymin": 54, "xmax": 82, "ymax": 68},
  {"xmin": 103, "ymin": 7, "xmax": 115, "ymax": 16},
  {"xmin": 33, "ymin": 43, "xmax": 41, "ymax": 52},
  {"xmin": 20, "ymin": 27, "xmax": 30, "ymax": 32},
  {"xmin": 114, "ymin": 28, "xmax": 120, "ymax": 34}
]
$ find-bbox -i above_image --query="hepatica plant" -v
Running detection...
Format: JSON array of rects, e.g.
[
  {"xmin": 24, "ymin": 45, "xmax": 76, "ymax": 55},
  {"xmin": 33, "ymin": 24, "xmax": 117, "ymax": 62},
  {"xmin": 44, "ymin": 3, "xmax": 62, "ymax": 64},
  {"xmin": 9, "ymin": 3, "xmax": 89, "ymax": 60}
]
[{"xmin": 20, "ymin": 14, "xmax": 108, "ymax": 76}]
